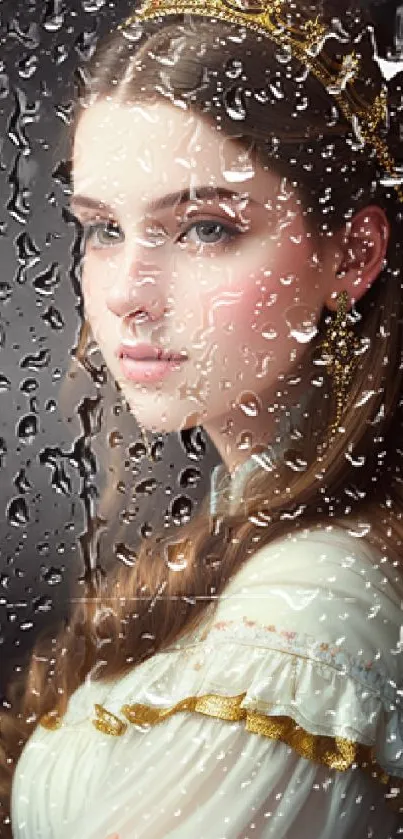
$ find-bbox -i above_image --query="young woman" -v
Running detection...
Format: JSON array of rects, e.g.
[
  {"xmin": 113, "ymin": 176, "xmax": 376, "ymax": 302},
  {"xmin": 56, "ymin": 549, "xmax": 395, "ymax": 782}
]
[{"xmin": 1, "ymin": 0, "xmax": 403, "ymax": 836}]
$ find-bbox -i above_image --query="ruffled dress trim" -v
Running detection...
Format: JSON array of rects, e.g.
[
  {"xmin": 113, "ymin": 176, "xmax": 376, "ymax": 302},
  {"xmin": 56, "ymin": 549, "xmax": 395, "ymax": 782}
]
[{"xmin": 39, "ymin": 616, "xmax": 403, "ymax": 813}]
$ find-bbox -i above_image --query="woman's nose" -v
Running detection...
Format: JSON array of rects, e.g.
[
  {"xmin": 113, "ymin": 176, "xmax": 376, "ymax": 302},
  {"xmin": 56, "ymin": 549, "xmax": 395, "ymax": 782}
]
[{"xmin": 105, "ymin": 262, "xmax": 166, "ymax": 322}]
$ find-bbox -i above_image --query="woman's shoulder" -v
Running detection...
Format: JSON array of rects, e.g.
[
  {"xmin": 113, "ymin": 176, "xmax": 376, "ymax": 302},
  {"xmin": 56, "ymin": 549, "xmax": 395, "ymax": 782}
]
[
  {"xmin": 223, "ymin": 522, "xmax": 401, "ymax": 596},
  {"xmin": 39, "ymin": 523, "xmax": 401, "ymax": 797},
  {"xmin": 91, "ymin": 522, "xmax": 402, "ymax": 790},
  {"xmin": 212, "ymin": 522, "xmax": 402, "ymax": 668}
]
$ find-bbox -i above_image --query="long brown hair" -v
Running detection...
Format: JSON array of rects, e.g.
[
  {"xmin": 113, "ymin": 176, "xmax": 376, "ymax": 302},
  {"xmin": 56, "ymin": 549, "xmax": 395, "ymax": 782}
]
[{"xmin": 2, "ymin": 2, "xmax": 403, "ymax": 834}]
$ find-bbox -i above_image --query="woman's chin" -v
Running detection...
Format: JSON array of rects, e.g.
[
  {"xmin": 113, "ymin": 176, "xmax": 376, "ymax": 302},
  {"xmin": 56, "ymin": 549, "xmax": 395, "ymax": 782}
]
[{"xmin": 122, "ymin": 394, "xmax": 202, "ymax": 436}]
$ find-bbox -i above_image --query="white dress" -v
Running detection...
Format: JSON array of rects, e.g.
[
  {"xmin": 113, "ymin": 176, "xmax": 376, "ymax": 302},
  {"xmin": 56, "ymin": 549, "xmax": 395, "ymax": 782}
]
[{"xmin": 10, "ymin": 525, "xmax": 403, "ymax": 838}]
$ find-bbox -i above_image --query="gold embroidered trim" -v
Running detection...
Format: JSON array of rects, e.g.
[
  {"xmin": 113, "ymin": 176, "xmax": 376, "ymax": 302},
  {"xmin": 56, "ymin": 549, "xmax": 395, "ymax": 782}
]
[
  {"xmin": 40, "ymin": 709, "xmax": 63, "ymax": 730},
  {"xmin": 40, "ymin": 691, "xmax": 403, "ymax": 813},
  {"xmin": 93, "ymin": 704, "xmax": 128, "ymax": 736}
]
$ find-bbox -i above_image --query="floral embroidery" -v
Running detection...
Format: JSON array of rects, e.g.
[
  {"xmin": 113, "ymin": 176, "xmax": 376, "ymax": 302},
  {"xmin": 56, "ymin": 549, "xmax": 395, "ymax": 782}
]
[
  {"xmin": 201, "ymin": 616, "xmax": 394, "ymax": 703},
  {"xmin": 281, "ymin": 630, "xmax": 297, "ymax": 641},
  {"xmin": 40, "ymin": 611, "xmax": 399, "ymax": 747}
]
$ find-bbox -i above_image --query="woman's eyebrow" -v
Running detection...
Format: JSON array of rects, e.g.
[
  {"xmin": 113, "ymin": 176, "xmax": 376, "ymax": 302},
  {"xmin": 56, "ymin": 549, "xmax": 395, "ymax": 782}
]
[{"xmin": 69, "ymin": 185, "xmax": 259, "ymax": 215}]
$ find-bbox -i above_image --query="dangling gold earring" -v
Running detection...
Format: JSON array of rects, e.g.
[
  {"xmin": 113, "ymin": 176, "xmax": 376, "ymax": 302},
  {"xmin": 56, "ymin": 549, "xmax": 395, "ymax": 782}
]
[{"xmin": 320, "ymin": 290, "xmax": 361, "ymax": 440}]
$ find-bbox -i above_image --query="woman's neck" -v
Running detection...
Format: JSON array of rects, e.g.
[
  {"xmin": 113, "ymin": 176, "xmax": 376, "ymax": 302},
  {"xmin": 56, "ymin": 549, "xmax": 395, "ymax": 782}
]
[{"xmin": 204, "ymin": 363, "xmax": 315, "ymax": 478}]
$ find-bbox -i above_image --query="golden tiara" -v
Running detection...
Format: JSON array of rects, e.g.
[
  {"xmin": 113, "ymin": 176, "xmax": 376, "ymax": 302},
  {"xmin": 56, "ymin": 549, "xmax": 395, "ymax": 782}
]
[{"xmin": 118, "ymin": 0, "xmax": 403, "ymax": 202}]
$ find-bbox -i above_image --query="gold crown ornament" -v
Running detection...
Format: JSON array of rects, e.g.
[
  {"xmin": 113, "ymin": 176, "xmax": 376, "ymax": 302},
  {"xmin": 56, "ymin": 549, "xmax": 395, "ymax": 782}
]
[{"xmin": 118, "ymin": 0, "xmax": 403, "ymax": 203}]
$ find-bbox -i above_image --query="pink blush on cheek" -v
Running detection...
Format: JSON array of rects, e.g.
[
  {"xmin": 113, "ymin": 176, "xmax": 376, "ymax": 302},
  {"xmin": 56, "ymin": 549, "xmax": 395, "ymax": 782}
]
[{"xmin": 199, "ymin": 277, "xmax": 262, "ymax": 333}]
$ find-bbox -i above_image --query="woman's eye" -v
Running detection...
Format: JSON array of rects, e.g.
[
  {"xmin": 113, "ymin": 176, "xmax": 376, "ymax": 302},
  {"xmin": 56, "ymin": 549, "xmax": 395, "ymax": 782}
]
[
  {"xmin": 178, "ymin": 219, "xmax": 241, "ymax": 249},
  {"xmin": 82, "ymin": 220, "xmax": 124, "ymax": 248},
  {"xmin": 80, "ymin": 217, "xmax": 241, "ymax": 252}
]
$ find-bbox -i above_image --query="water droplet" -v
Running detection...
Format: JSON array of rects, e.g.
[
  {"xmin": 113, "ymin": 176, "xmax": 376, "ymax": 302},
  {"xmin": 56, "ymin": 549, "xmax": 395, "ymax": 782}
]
[
  {"xmin": 51, "ymin": 464, "xmax": 72, "ymax": 496},
  {"xmin": 0, "ymin": 437, "xmax": 7, "ymax": 467},
  {"xmin": 280, "ymin": 504, "xmax": 307, "ymax": 520},
  {"xmin": 42, "ymin": 305, "xmax": 65, "ymax": 331},
  {"xmin": 33, "ymin": 263, "xmax": 61, "ymax": 296},
  {"xmin": 53, "ymin": 42, "xmax": 69, "ymax": 65},
  {"xmin": 237, "ymin": 391, "xmax": 262, "ymax": 417},
  {"xmin": 345, "ymin": 451, "xmax": 366, "ymax": 468},
  {"xmin": 0, "ymin": 73, "xmax": 9, "ymax": 98},
  {"xmin": 284, "ymin": 305, "xmax": 318, "ymax": 344},
  {"xmin": 0, "ymin": 282, "xmax": 12, "ymax": 302},
  {"xmin": 284, "ymin": 450, "xmax": 308, "ymax": 472},
  {"xmin": 20, "ymin": 377, "xmax": 39, "ymax": 394},
  {"xmin": 151, "ymin": 437, "xmax": 164, "ymax": 461},
  {"xmin": 128, "ymin": 440, "xmax": 147, "ymax": 461},
  {"xmin": 9, "ymin": 18, "xmax": 40, "ymax": 49},
  {"xmin": 75, "ymin": 29, "xmax": 98, "ymax": 62},
  {"xmin": 114, "ymin": 542, "xmax": 137, "ymax": 567},
  {"xmin": 17, "ymin": 413, "xmax": 38, "ymax": 443},
  {"xmin": 109, "ymin": 430, "xmax": 124, "ymax": 449},
  {"xmin": 139, "ymin": 521, "xmax": 153, "ymax": 538},
  {"xmin": 7, "ymin": 496, "xmax": 30, "ymax": 527},
  {"xmin": 83, "ymin": 0, "xmax": 107, "ymax": 12},
  {"xmin": 224, "ymin": 58, "xmax": 243, "ymax": 79},
  {"xmin": 224, "ymin": 85, "xmax": 247, "ymax": 121},
  {"xmin": 0, "ymin": 374, "xmax": 11, "ymax": 392},
  {"xmin": 20, "ymin": 349, "xmax": 50, "ymax": 370},
  {"xmin": 345, "ymin": 520, "xmax": 371, "ymax": 540},
  {"xmin": 20, "ymin": 621, "xmax": 34, "ymax": 632},
  {"xmin": 18, "ymin": 54, "xmax": 38, "ymax": 80},
  {"xmin": 169, "ymin": 494, "xmax": 192, "ymax": 526},
  {"xmin": 222, "ymin": 159, "xmax": 255, "ymax": 183},
  {"xmin": 178, "ymin": 466, "xmax": 202, "ymax": 489},
  {"xmin": 179, "ymin": 426, "xmax": 207, "ymax": 460},
  {"xmin": 254, "ymin": 87, "xmax": 269, "ymax": 104},
  {"xmin": 164, "ymin": 540, "xmax": 188, "ymax": 571},
  {"xmin": 39, "ymin": 446, "xmax": 72, "ymax": 495},
  {"xmin": 355, "ymin": 390, "xmax": 376, "ymax": 408},
  {"xmin": 32, "ymin": 596, "xmax": 53, "ymax": 614},
  {"xmin": 43, "ymin": 1, "xmax": 66, "ymax": 32},
  {"xmin": 135, "ymin": 478, "xmax": 157, "ymax": 496},
  {"xmin": 261, "ymin": 323, "xmax": 278, "ymax": 340},
  {"xmin": 14, "ymin": 468, "xmax": 32, "ymax": 493},
  {"xmin": 15, "ymin": 231, "xmax": 41, "ymax": 269},
  {"xmin": 40, "ymin": 565, "xmax": 63, "ymax": 585}
]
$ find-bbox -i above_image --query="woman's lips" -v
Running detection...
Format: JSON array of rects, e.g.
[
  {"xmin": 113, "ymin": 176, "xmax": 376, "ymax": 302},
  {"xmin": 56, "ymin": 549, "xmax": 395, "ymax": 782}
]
[
  {"xmin": 117, "ymin": 343, "xmax": 188, "ymax": 383},
  {"xmin": 117, "ymin": 342, "xmax": 187, "ymax": 362}
]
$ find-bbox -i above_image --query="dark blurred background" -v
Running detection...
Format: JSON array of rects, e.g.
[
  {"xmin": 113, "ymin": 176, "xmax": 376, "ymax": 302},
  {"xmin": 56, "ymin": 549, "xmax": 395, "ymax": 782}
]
[
  {"xmin": 0, "ymin": 0, "xmax": 402, "ymax": 700},
  {"xmin": 0, "ymin": 0, "xmax": 221, "ymax": 699}
]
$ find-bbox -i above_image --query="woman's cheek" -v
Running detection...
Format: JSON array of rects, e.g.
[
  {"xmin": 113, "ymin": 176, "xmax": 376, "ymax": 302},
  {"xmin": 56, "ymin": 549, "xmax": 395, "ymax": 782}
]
[
  {"xmin": 195, "ymin": 281, "xmax": 269, "ymax": 379},
  {"xmin": 198, "ymin": 268, "xmax": 264, "ymax": 333}
]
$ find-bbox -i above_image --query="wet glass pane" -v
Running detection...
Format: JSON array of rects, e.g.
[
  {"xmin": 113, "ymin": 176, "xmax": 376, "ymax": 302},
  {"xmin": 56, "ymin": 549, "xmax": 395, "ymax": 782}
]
[{"xmin": 1, "ymin": 1, "xmax": 403, "ymax": 837}]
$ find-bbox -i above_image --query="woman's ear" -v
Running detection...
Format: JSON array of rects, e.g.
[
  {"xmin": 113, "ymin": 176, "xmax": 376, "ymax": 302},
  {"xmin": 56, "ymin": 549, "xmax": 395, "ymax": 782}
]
[{"xmin": 324, "ymin": 205, "xmax": 390, "ymax": 312}]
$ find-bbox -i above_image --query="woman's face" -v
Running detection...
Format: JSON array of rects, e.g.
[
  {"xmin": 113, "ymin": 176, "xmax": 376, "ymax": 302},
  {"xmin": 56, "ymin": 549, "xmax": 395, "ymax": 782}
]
[{"xmin": 72, "ymin": 98, "xmax": 336, "ymax": 438}]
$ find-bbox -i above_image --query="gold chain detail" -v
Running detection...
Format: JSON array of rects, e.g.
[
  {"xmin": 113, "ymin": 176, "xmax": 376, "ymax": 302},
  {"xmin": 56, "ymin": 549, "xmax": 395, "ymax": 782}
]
[{"xmin": 117, "ymin": 0, "xmax": 403, "ymax": 203}]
